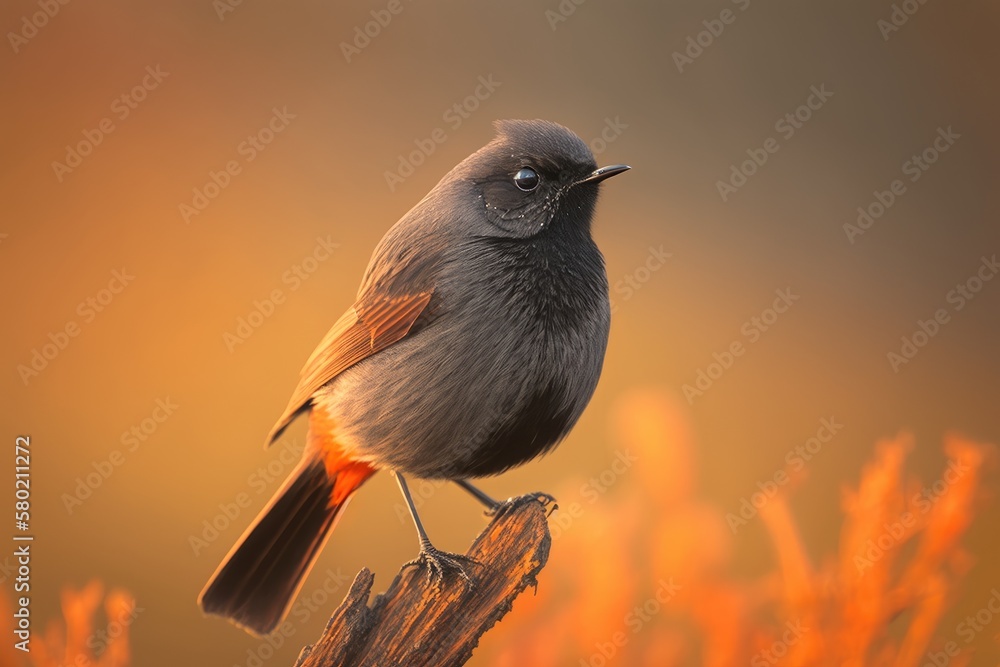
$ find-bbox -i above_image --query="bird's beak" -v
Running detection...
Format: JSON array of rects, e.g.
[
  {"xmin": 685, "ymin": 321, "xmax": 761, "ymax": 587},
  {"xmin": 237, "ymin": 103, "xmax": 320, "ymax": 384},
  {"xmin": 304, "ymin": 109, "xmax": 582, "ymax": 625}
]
[{"xmin": 577, "ymin": 164, "xmax": 631, "ymax": 185}]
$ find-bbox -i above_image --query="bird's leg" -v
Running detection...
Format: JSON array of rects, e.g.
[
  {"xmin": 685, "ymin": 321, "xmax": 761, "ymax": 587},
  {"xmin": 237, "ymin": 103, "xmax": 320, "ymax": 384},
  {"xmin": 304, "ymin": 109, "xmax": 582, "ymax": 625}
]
[
  {"xmin": 455, "ymin": 479, "xmax": 559, "ymax": 518},
  {"xmin": 394, "ymin": 472, "xmax": 477, "ymax": 587},
  {"xmin": 454, "ymin": 479, "xmax": 500, "ymax": 513}
]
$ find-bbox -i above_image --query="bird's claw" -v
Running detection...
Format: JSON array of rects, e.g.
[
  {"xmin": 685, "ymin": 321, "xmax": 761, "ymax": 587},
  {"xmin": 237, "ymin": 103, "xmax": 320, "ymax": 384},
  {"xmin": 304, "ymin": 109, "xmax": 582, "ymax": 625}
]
[
  {"xmin": 529, "ymin": 492, "xmax": 558, "ymax": 516},
  {"xmin": 487, "ymin": 491, "xmax": 559, "ymax": 518},
  {"xmin": 403, "ymin": 544, "xmax": 478, "ymax": 589}
]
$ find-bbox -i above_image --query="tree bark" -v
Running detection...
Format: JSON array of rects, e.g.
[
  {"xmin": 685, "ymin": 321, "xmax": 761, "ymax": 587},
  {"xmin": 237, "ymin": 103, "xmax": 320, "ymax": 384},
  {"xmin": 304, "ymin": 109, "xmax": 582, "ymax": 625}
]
[{"xmin": 293, "ymin": 494, "xmax": 552, "ymax": 667}]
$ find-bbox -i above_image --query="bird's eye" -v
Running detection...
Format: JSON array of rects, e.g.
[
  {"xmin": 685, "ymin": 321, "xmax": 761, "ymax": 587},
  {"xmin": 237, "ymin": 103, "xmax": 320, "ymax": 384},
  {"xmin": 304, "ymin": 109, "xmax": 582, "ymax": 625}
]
[{"xmin": 513, "ymin": 167, "xmax": 539, "ymax": 192}]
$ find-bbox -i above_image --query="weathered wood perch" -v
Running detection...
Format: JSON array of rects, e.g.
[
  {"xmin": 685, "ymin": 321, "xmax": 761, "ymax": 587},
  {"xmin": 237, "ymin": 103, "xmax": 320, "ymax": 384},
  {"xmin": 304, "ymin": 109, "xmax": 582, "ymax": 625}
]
[{"xmin": 293, "ymin": 495, "xmax": 552, "ymax": 667}]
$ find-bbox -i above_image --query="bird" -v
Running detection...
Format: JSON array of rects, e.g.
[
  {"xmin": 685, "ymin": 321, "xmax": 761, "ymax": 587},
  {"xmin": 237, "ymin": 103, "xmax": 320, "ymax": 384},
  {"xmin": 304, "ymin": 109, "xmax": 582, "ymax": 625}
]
[{"xmin": 198, "ymin": 118, "xmax": 629, "ymax": 636}]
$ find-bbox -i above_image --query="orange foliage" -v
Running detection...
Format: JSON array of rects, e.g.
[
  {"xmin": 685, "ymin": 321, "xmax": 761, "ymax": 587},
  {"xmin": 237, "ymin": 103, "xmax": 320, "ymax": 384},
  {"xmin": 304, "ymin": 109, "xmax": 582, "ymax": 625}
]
[
  {"xmin": 0, "ymin": 581, "xmax": 135, "ymax": 667},
  {"xmin": 484, "ymin": 389, "xmax": 993, "ymax": 667}
]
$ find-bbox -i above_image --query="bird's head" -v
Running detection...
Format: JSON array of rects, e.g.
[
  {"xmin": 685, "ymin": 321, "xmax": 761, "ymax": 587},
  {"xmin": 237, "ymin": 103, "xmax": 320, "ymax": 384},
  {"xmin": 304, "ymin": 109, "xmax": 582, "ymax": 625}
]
[{"xmin": 456, "ymin": 119, "xmax": 629, "ymax": 239}]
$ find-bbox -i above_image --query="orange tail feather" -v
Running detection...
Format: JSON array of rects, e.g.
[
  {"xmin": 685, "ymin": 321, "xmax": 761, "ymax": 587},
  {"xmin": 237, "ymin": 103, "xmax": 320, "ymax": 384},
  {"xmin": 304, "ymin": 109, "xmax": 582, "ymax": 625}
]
[{"xmin": 199, "ymin": 409, "xmax": 375, "ymax": 635}]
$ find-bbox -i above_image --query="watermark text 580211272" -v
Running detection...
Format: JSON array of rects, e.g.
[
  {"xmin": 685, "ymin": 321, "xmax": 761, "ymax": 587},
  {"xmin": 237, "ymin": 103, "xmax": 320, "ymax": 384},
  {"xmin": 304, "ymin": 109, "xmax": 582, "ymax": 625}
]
[{"xmin": 13, "ymin": 435, "xmax": 33, "ymax": 652}]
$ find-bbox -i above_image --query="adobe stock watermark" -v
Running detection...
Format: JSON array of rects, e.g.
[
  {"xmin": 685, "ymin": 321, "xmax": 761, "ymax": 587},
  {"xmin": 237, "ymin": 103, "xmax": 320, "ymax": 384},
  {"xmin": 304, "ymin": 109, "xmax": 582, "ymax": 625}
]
[
  {"xmin": 917, "ymin": 587, "xmax": 1000, "ymax": 667},
  {"xmin": 671, "ymin": 0, "xmax": 752, "ymax": 73},
  {"xmin": 550, "ymin": 448, "xmax": 638, "ymax": 540},
  {"xmin": 179, "ymin": 106, "xmax": 296, "ymax": 223},
  {"xmin": 579, "ymin": 577, "xmax": 681, "ymax": 667},
  {"xmin": 954, "ymin": 588, "xmax": 1000, "ymax": 651},
  {"xmin": 7, "ymin": 0, "xmax": 72, "ymax": 54},
  {"xmin": 844, "ymin": 126, "xmax": 960, "ymax": 244},
  {"xmin": 384, "ymin": 75, "xmax": 501, "ymax": 192},
  {"xmin": 339, "ymin": 0, "xmax": 415, "ymax": 62},
  {"xmin": 390, "ymin": 398, "xmax": 528, "ymax": 522},
  {"xmin": 877, "ymin": 0, "xmax": 932, "ymax": 41},
  {"xmin": 544, "ymin": 0, "xmax": 590, "ymax": 31},
  {"xmin": 189, "ymin": 439, "xmax": 305, "ymax": 556},
  {"xmin": 222, "ymin": 236, "xmax": 339, "ymax": 353},
  {"xmin": 51, "ymin": 66, "xmax": 169, "ymax": 183},
  {"xmin": 750, "ymin": 619, "xmax": 809, "ymax": 667},
  {"xmin": 236, "ymin": 566, "xmax": 351, "ymax": 667},
  {"xmin": 0, "ymin": 555, "xmax": 17, "ymax": 585},
  {"xmin": 587, "ymin": 116, "xmax": 628, "ymax": 157},
  {"xmin": 55, "ymin": 596, "xmax": 144, "ymax": 666},
  {"xmin": 681, "ymin": 287, "xmax": 800, "ymax": 404},
  {"xmin": 854, "ymin": 456, "xmax": 971, "ymax": 574},
  {"xmin": 886, "ymin": 254, "xmax": 997, "ymax": 372},
  {"xmin": 727, "ymin": 417, "xmax": 843, "ymax": 534},
  {"xmin": 716, "ymin": 84, "xmax": 834, "ymax": 202},
  {"xmin": 17, "ymin": 268, "xmax": 135, "ymax": 386},
  {"xmin": 212, "ymin": 0, "xmax": 242, "ymax": 21},
  {"xmin": 589, "ymin": 115, "xmax": 636, "ymax": 308},
  {"xmin": 391, "ymin": 446, "xmax": 638, "ymax": 541},
  {"xmin": 86, "ymin": 600, "xmax": 144, "ymax": 661},
  {"xmin": 61, "ymin": 397, "xmax": 179, "ymax": 514},
  {"xmin": 609, "ymin": 245, "xmax": 671, "ymax": 314}
]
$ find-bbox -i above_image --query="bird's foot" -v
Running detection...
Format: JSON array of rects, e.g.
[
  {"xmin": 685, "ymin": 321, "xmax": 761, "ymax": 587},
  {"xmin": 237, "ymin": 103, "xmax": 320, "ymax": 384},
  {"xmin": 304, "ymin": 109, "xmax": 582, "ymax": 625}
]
[
  {"xmin": 487, "ymin": 491, "xmax": 558, "ymax": 519},
  {"xmin": 402, "ymin": 542, "xmax": 478, "ymax": 589}
]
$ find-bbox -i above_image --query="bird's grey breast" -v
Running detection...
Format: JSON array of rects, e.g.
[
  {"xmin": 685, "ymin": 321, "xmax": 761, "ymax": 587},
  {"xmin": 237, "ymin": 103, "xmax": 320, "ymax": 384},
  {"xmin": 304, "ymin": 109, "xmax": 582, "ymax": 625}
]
[
  {"xmin": 417, "ymin": 232, "xmax": 611, "ymax": 477},
  {"xmin": 320, "ymin": 228, "xmax": 610, "ymax": 479}
]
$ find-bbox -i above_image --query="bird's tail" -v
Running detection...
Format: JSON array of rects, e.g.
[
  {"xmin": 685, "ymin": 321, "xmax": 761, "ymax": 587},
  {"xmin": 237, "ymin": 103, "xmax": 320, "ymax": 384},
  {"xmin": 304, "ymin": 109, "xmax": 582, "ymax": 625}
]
[{"xmin": 198, "ymin": 411, "xmax": 375, "ymax": 636}]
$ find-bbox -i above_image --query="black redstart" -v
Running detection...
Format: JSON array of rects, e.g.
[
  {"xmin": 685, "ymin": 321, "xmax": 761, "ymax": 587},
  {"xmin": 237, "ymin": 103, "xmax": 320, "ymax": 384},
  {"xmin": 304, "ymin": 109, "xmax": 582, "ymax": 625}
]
[{"xmin": 199, "ymin": 119, "xmax": 629, "ymax": 635}]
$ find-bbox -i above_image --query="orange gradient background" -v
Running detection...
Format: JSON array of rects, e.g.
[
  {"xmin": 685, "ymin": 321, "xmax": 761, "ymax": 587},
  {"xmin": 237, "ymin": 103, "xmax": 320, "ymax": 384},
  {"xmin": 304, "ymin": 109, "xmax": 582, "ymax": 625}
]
[{"xmin": 1, "ymin": 1, "xmax": 998, "ymax": 665}]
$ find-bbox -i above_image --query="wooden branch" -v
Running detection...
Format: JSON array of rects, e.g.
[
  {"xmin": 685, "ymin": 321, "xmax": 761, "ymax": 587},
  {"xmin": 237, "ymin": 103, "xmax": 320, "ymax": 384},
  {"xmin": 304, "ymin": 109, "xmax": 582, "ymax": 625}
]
[{"xmin": 293, "ymin": 495, "xmax": 552, "ymax": 667}]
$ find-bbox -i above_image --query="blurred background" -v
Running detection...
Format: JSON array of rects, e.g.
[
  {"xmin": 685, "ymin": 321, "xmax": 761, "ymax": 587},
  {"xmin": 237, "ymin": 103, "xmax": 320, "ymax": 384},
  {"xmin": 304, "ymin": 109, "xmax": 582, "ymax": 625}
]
[{"xmin": 1, "ymin": 0, "xmax": 998, "ymax": 665}]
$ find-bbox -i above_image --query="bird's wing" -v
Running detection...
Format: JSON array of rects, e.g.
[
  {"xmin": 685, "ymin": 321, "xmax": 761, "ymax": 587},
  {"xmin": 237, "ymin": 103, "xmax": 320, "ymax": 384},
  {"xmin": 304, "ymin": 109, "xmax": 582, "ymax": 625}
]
[{"xmin": 265, "ymin": 290, "xmax": 433, "ymax": 445}]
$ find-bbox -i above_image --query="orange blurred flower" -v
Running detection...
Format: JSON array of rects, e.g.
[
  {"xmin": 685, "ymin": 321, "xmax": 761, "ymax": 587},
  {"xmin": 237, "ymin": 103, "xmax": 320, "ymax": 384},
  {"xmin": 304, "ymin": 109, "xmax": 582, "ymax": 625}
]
[
  {"xmin": 0, "ymin": 581, "xmax": 135, "ymax": 667},
  {"xmin": 481, "ymin": 388, "xmax": 994, "ymax": 667}
]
